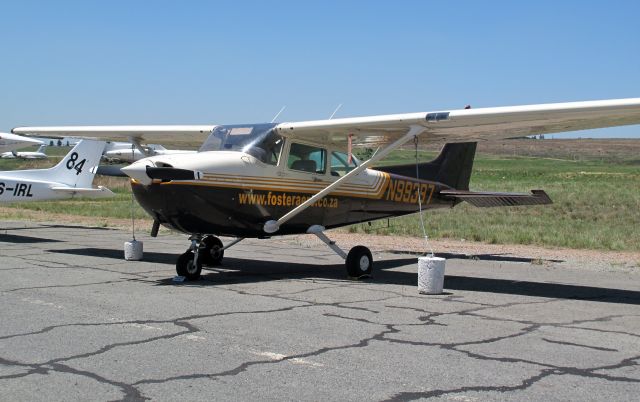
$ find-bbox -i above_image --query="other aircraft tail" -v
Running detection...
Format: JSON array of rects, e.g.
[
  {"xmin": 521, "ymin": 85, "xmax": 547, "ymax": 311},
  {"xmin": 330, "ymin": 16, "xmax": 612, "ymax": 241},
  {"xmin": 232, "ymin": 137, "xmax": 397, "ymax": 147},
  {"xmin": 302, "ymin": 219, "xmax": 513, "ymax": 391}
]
[
  {"xmin": 36, "ymin": 144, "xmax": 46, "ymax": 153},
  {"xmin": 44, "ymin": 140, "xmax": 107, "ymax": 187},
  {"xmin": 377, "ymin": 142, "xmax": 477, "ymax": 190}
]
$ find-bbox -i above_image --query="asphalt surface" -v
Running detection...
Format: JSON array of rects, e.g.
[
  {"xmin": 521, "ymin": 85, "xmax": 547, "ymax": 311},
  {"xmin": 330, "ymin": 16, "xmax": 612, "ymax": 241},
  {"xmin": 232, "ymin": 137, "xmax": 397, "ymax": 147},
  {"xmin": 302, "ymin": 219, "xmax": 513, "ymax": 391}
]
[{"xmin": 1, "ymin": 221, "xmax": 639, "ymax": 401}]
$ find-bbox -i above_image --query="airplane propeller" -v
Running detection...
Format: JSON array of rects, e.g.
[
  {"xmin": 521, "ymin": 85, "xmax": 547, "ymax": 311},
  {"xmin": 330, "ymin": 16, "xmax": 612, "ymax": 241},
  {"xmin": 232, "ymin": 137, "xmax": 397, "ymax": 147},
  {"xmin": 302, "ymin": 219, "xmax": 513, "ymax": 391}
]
[{"xmin": 145, "ymin": 166, "xmax": 201, "ymax": 181}]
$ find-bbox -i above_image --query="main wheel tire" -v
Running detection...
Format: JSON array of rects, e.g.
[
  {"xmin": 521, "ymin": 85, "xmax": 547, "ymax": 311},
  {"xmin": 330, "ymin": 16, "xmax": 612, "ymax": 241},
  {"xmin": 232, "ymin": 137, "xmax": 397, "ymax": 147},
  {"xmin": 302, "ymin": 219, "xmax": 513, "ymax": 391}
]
[
  {"xmin": 176, "ymin": 251, "xmax": 202, "ymax": 280},
  {"xmin": 345, "ymin": 245, "xmax": 373, "ymax": 278},
  {"xmin": 200, "ymin": 236, "xmax": 224, "ymax": 266}
]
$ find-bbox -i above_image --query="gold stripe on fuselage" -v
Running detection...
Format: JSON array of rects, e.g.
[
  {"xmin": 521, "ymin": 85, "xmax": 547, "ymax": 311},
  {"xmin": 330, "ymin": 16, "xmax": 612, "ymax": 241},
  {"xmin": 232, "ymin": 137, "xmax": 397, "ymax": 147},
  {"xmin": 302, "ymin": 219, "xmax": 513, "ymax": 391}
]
[
  {"xmin": 201, "ymin": 172, "xmax": 382, "ymax": 191},
  {"xmin": 158, "ymin": 171, "xmax": 391, "ymax": 199},
  {"xmin": 195, "ymin": 171, "xmax": 390, "ymax": 198}
]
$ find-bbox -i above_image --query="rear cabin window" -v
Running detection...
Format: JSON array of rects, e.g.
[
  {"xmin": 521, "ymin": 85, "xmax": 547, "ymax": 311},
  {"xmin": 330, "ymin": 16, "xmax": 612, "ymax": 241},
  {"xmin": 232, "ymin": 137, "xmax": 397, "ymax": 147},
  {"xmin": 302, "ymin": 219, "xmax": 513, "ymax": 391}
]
[
  {"xmin": 330, "ymin": 151, "xmax": 358, "ymax": 177},
  {"xmin": 287, "ymin": 143, "xmax": 326, "ymax": 174}
]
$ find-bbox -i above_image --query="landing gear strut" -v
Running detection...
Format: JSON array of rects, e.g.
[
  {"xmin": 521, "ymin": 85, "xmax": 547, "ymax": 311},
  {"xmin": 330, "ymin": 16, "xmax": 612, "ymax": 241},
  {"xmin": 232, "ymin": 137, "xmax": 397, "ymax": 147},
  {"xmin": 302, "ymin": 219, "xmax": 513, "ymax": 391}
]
[{"xmin": 307, "ymin": 225, "xmax": 373, "ymax": 279}]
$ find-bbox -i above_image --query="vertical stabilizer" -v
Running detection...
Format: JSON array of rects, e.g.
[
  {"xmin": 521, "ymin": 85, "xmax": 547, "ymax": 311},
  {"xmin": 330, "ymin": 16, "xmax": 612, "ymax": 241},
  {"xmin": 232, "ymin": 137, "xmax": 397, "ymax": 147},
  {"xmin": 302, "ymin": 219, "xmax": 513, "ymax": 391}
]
[
  {"xmin": 44, "ymin": 140, "xmax": 106, "ymax": 187},
  {"xmin": 377, "ymin": 142, "xmax": 477, "ymax": 190}
]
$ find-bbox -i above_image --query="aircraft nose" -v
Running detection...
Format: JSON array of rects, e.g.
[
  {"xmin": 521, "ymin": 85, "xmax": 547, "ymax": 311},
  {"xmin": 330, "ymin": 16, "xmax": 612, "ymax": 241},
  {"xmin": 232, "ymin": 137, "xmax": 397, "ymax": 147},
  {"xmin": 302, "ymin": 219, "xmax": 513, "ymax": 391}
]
[{"xmin": 121, "ymin": 160, "xmax": 153, "ymax": 185}]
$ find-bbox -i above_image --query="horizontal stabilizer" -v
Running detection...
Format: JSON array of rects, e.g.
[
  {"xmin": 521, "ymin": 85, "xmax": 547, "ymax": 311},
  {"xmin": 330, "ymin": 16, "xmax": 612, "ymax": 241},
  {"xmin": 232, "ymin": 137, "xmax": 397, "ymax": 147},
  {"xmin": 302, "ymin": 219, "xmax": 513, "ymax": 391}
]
[
  {"xmin": 440, "ymin": 189, "xmax": 552, "ymax": 208},
  {"xmin": 50, "ymin": 186, "xmax": 115, "ymax": 198}
]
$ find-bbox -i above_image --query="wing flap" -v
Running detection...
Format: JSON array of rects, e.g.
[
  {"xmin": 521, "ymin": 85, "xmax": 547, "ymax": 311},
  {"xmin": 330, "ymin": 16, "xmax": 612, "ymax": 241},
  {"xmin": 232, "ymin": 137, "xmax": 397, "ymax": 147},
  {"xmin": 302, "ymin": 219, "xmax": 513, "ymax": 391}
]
[{"xmin": 440, "ymin": 189, "xmax": 552, "ymax": 208}]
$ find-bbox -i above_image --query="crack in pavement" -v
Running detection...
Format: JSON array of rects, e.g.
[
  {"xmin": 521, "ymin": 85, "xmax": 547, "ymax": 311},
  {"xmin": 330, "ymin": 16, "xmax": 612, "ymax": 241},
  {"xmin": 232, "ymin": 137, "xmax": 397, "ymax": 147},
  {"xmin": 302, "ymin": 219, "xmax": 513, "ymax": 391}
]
[
  {"xmin": 541, "ymin": 337, "xmax": 619, "ymax": 352},
  {"xmin": 3, "ymin": 225, "xmax": 640, "ymax": 401},
  {"xmin": 0, "ymin": 357, "xmax": 147, "ymax": 401}
]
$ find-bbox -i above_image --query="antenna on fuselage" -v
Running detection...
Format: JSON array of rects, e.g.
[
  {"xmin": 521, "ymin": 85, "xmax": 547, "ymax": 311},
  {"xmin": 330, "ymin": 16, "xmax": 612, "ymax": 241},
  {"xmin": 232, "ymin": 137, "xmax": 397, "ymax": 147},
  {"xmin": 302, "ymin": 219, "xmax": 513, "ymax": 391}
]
[
  {"xmin": 329, "ymin": 104, "xmax": 343, "ymax": 120},
  {"xmin": 270, "ymin": 106, "xmax": 286, "ymax": 123}
]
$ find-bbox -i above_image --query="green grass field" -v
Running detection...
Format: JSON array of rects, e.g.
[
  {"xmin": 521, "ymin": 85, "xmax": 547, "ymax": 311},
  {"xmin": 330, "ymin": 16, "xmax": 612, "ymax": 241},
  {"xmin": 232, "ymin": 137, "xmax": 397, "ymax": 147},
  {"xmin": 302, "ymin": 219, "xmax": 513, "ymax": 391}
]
[
  {"xmin": 2, "ymin": 143, "xmax": 639, "ymax": 251},
  {"xmin": 359, "ymin": 150, "xmax": 640, "ymax": 251}
]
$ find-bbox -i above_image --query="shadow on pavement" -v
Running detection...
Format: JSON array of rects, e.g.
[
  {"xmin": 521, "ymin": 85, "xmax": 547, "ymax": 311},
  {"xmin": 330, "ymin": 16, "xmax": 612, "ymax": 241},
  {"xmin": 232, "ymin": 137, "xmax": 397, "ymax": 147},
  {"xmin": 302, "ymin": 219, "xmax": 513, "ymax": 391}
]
[
  {"xmin": 50, "ymin": 248, "xmax": 176, "ymax": 264},
  {"xmin": 387, "ymin": 250, "xmax": 564, "ymax": 264},
  {"xmin": 0, "ymin": 234, "xmax": 62, "ymax": 243},
  {"xmin": 49, "ymin": 247, "xmax": 639, "ymax": 305},
  {"xmin": 444, "ymin": 275, "xmax": 640, "ymax": 305},
  {"xmin": 2, "ymin": 224, "xmax": 114, "ymax": 232}
]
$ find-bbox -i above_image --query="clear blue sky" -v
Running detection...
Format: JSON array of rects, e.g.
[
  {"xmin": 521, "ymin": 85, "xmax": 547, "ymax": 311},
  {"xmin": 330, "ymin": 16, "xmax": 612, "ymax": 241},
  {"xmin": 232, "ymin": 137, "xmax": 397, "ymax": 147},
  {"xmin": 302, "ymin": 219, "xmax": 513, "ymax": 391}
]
[{"xmin": 1, "ymin": 0, "xmax": 639, "ymax": 137}]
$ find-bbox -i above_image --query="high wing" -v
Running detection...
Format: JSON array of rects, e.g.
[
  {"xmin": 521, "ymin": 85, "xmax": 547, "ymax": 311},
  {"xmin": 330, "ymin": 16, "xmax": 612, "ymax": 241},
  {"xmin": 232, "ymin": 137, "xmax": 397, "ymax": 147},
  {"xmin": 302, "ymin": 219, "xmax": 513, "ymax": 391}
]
[
  {"xmin": 12, "ymin": 99, "xmax": 640, "ymax": 147},
  {"xmin": 274, "ymin": 98, "xmax": 640, "ymax": 147},
  {"xmin": 12, "ymin": 125, "xmax": 215, "ymax": 146}
]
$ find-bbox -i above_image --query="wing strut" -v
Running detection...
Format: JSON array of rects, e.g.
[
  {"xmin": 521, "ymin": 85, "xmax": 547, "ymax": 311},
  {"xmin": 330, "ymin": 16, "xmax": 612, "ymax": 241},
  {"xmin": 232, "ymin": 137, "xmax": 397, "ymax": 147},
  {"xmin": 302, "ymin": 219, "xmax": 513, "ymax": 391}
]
[{"xmin": 263, "ymin": 125, "xmax": 426, "ymax": 233}]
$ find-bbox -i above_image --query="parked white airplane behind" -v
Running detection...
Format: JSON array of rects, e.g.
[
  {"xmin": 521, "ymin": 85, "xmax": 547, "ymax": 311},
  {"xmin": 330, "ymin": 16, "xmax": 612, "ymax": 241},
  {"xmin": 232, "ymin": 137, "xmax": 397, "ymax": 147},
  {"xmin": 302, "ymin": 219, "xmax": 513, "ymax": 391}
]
[
  {"xmin": 0, "ymin": 132, "xmax": 43, "ymax": 153},
  {"xmin": 103, "ymin": 143, "xmax": 196, "ymax": 162},
  {"xmin": 0, "ymin": 140, "xmax": 113, "ymax": 202},
  {"xmin": 1, "ymin": 144, "xmax": 48, "ymax": 159}
]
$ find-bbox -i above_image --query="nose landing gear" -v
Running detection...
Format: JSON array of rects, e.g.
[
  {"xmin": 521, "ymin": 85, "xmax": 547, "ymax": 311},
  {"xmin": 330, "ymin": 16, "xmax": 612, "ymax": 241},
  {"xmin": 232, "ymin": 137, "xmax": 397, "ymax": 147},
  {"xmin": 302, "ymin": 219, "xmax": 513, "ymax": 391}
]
[
  {"xmin": 175, "ymin": 235, "xmax": 244, "ymax": 280},
  {"xmin": 176, "ymin": 236, "xmax": 203, "ymax": 280}
]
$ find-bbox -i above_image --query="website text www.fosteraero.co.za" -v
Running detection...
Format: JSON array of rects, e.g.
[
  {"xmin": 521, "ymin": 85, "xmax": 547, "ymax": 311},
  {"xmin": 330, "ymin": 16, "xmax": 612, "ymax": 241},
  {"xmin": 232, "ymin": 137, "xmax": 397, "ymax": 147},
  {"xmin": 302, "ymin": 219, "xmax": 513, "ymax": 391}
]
[{"xmin": 238, "ymin": 191, "xmax": 339, "ymax": 208}]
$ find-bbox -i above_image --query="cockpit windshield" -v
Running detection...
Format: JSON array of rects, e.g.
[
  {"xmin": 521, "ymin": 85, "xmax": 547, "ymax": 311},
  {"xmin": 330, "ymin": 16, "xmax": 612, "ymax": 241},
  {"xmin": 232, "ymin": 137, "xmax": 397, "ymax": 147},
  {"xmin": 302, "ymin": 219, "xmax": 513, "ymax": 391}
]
[{"xmin": 199, "ymin": 123, "xmax": 283, "ymax": 165}]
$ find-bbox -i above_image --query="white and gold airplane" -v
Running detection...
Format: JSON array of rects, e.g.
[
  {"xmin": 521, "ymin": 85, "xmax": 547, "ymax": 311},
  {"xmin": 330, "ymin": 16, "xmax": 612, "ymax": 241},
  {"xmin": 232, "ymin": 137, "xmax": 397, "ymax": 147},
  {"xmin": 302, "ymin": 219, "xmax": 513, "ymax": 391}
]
[{"xmin": 13, "ymin": 98, "xmax": 640, "ymax": 279}]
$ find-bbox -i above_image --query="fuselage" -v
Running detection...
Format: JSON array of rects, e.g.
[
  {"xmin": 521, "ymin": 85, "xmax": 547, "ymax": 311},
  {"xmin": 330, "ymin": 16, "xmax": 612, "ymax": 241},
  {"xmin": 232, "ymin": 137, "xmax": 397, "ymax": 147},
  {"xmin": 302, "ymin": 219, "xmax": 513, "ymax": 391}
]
[
  {"xmin": 1, "ymin": 151, "xmax": 47, "ymax": 159},
  {"xmin": 129, "ymin": 150, "xmax": 456, "ymax": 238},
  {"xmin": 0, "ymin": 174, "xmax": 71, "ymax": 202}
]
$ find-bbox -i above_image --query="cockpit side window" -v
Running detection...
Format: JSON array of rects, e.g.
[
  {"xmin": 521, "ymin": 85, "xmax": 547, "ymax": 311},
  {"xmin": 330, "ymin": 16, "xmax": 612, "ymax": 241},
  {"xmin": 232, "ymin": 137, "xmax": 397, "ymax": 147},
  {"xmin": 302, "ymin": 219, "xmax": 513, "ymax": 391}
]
[
  {"xmin": 288, "ymin": 143, "xmax": 327, "ymax": 174},
  {"xmin": 245, "ymin": 132, "xmax": 284, "ymax": 166},
  {"xmin": 330, "ymin": 151, "xmax": 358, "ymax": 177}
]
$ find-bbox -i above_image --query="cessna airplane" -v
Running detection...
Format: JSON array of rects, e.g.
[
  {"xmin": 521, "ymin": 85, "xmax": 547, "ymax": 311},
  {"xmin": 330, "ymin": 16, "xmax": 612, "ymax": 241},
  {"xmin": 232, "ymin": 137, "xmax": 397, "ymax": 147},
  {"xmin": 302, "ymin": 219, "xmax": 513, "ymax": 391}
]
[
  {"xmin": 1, "ymin": 144, "xmax": 48, "ymax": 159},
  {"xmin": 0, "ymin": 132, "xmax": 43, "ymax": 153},
  {"xmin": 0, "ymin": 140, "xmax": 113, "ymax": 202},
  {"xmin": 13, "ymin": 98, "xmax": 640, "ymax": 280}
]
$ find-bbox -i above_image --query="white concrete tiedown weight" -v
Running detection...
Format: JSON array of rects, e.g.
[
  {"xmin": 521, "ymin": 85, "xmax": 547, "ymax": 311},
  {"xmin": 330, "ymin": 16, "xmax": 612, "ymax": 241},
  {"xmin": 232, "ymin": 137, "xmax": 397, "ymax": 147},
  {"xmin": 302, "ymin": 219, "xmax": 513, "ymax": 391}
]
[
  {"xmin": 124, "ymin": 239, "xmax": 143, "ymax": 261},
  {"xmin": 418, "ymin": 256, "xmax": 446, "ymax": 294}
]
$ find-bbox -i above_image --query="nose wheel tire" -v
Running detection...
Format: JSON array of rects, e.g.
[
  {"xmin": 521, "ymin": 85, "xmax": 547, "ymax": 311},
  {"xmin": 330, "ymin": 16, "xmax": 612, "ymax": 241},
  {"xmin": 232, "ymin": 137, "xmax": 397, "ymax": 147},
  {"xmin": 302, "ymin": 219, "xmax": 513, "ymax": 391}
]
[
  {"xmin": 345, "ymin": 245, "xmax": 373, "ymax": 279},
  {"xmin": 176, "ymin": 251, "xmax": 202, "ymax": 280},
  {"xmin": 201, "ymin": 235, "xmax": 224, "ymax": 266}
]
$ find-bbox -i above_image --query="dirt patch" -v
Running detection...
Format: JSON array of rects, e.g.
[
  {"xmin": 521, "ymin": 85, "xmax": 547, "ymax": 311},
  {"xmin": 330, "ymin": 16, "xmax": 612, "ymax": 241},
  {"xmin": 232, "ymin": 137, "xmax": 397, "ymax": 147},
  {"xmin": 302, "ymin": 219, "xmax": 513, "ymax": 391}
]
[{"xmin": 286, "ymin": 232, "xmax": 640, "ymax": 272}]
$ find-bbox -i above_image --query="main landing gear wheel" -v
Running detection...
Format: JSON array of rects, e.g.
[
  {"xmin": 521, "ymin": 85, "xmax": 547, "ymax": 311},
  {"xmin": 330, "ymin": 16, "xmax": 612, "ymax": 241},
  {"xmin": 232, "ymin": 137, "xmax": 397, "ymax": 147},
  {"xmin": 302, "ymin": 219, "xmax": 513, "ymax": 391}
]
[
  {"xmin": 201, "ymin": 235, "xmax": 224, "ymax": 266},
  {"xmin": 176, "ymin": 251, "xmax": 202, "ymax": 280},
  {"xmin": 345, "ymin": 245, "xmax": 373, "ymax": 279}
]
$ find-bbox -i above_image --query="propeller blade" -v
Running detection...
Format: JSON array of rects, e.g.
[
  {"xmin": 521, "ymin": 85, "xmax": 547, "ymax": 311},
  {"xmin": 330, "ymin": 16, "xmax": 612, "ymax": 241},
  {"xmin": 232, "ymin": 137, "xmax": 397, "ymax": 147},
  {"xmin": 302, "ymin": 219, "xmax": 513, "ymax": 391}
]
[
  {"xmin": 96, "ymin": 165, "xmax": 127, "ymax": 177},
  {"xmin": 145, "ymin": 166, "xmax": 199, "ymax": 181}
]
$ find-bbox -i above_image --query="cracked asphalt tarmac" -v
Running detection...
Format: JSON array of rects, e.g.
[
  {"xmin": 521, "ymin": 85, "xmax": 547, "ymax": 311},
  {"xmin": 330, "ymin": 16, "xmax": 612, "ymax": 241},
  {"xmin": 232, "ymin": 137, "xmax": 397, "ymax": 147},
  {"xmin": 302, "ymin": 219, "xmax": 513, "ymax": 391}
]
[{"xmin": 1, "ymin": 221, "xmax": 639, "ymax": 401}]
